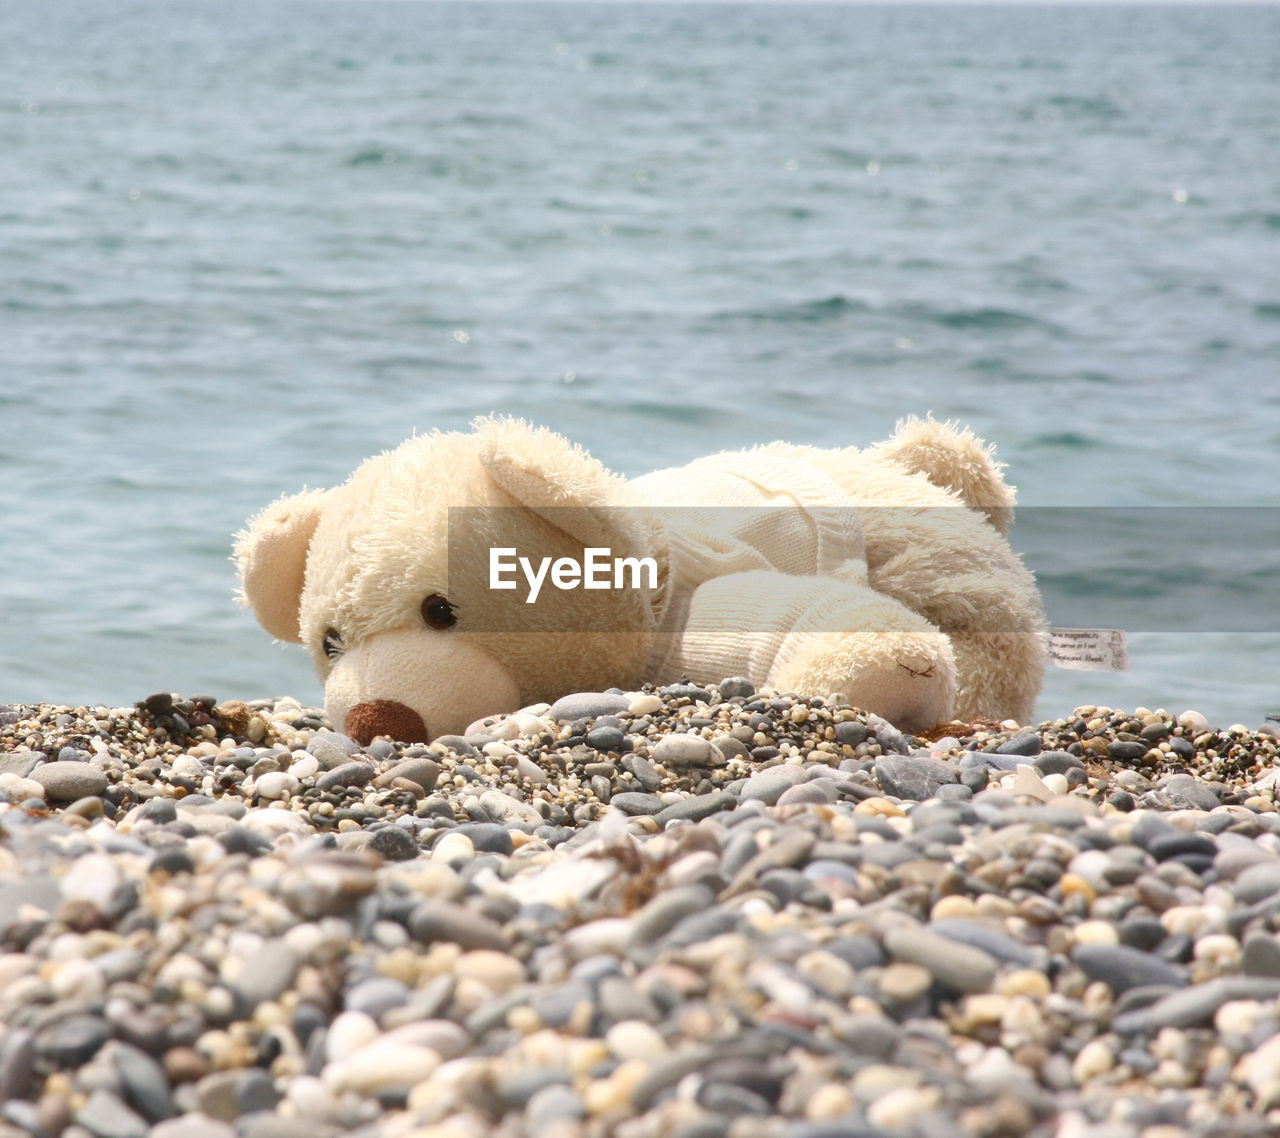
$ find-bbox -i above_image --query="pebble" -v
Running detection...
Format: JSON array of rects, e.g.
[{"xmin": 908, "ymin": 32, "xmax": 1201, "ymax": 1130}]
[
  {"xmin": 874, "ymin": 754, "xmax": 958, "ymax": 800},
  {"xmin": 2, "ymin": 693, "xmax": 1279, "ymax": 1137},
  {"xmin": 548, "ymin": 692, "xmax": 631, "ymax": 721},
  {"xmin": 29, "ymin": 761, "xmax": 108, "ymax": 801},
  {"xmin": 881, "ymin": 922, "xmax": 998, "ymax": 994},
  {"xmin": 1073, "ymin": 943, "xmax": 1189, "ymax": 994},
  {"xmin": 651, "ymin": 734, "xmax": 723, "ymax": 769}
]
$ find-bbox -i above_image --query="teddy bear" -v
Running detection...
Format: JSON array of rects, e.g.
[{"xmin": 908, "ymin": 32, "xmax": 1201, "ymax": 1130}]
[{"xmin": 235, "ymin": 417, "xmax": 1046, "ymax": 744}]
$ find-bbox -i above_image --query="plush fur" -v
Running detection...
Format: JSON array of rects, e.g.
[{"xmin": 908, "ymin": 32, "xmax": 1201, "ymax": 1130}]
[{"xmin": 235, "ymin": 417, "xmax": 1046, "ymax": 743}]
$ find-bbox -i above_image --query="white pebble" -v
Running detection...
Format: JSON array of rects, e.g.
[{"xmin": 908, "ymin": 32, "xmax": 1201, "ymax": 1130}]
[
  {"xmin": 478, "ymin": 789, "xmax": 541, "ymax": 825},
  {"xmin": 1178, "ymin": 710, "xmax": 1211, "ymax": 733},
  {"xmin": 628, "ymin": 694, "xmax": 663, "ymax": 716},
  {"xmin": 1072, "ymin": 1038, "xmax": 1114, "ymax": 1083},
  {"xmin": 1216, "ymin": 999, "xmax": 1263, "ymax": 1037},
  {"xmin": 61, "ymin": 853, "xmax": 122, "ymax": 904},
  {"xmin": 1042, "ymin": 772, "xmax": 1070, "ymax": 795},
  {"xmin": 452, "ymin": 950, "xmax": 525, "ymax": 995},
  {"xmin": 255, "ymin": 771, "xmax": 300, "ymax": 801},
  {"xmin": 49, "ymin": 958, "xmax": 105, "ymax": 1000},
  {"xmin": 170, "ymin": 755, "xmax": 205, "ymax": 779},
  {"xmin": 867, "ymin": 1085, "xmax": 940, "ymax": 1130},
  {"xmin": 325, "ymin": 1010, "xmax": 379, "ymax": 1062},
  {"xmin": 605, "ymin": 1020, "xmax": 668, "ymax": 1062},
  {"xmin": 284, "ymin": 1075, "xmax": 337, "ymax": 1121},
  {"xmin": 431, "ymin": 832, "xmax": 475, "ymax": 865},
  {"xmin": 324, "ymin": 1041, "xmax": 441, "ymax": 1095},
  {"xmin": 288, "ymin": 755, "xmax": 320, "ymax": 780}
]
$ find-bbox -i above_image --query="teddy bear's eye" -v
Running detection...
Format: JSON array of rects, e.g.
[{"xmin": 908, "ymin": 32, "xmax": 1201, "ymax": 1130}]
[
  {"xmin": 421, "ymin": 594, "xmax": 457, "ymax": 630},
  {"xmin": 322, "ymin": 629, "xmax": 344, "ymax": 660}
]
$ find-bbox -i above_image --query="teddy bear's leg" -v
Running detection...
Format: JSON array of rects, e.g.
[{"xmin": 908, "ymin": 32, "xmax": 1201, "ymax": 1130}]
[{"xmin": 658, "ymin": 571, "xmax": 956, "ymax": 733}]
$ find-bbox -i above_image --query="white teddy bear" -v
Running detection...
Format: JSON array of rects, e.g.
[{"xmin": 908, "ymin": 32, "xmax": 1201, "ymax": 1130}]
[{"xmin": 236, "ymin": 416, "xmax": 1045, "ymax": 743}]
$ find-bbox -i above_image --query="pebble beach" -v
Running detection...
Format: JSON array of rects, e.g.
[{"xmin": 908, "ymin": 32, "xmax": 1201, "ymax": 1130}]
[{"xmin": 3, "ymin": 683, "xmax": 1280, "ymax": 1138}]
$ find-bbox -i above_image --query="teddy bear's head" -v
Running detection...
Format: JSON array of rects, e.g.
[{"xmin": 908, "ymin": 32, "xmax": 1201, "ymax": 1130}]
[{"xmin": 235, "ymin": 419, "xmax": 659, "ymax": 744}]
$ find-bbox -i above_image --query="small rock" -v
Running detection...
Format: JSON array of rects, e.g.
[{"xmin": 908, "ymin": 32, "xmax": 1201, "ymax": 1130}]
[
  {"xmin": 548, "ymin": 692, "xmax": 631, "ymax": 721},
  {"xmin": 30, "ymin": 761, "xmax": 108, "ymax": 801},
  {"xmin": 875, "ymin": 755, "xmax": 958, "ymax": 800}
]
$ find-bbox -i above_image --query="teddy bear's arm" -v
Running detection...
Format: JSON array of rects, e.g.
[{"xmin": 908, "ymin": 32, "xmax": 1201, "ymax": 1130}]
[{"xmin": 653, "ymin": 570, "xmax": 957, "ymax": 733}]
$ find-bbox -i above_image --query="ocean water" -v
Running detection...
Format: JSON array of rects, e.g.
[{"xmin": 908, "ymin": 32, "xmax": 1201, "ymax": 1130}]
[{"xmin": 2, "ymin": 0, "xmax": 1278, "ymax": 727}]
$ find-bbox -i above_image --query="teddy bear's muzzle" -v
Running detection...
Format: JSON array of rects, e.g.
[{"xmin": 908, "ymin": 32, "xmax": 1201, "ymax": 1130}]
[{"xmin": 346, "ymin": 699, "xmax": 429, "ymax": 745}]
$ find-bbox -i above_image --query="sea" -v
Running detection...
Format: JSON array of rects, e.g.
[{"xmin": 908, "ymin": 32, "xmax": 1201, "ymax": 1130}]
[{"xmin": 2, "ymin": 0, "xmax": 1278, "ymax": 729}]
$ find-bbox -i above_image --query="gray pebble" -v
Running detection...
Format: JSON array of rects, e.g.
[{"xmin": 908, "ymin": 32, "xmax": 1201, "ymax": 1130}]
[
  {"xmin": 35, "ymin": 1014, "xmax": 111, "ymax": 1067},
  {"xmin": 586, "ymin": 725, "xmax": 626, "ymax": 753},
  {"xmin": 315, "ymin": 761, "xmax": 373, "ymax": 792},
  {"xmin": 622, "ymin": 754, "xmax": 662, "ymax": 793},
  {"xmin": 368, "ymin": 825, "xmax": 420, "ymax": 861},
  {"xmin": 1073, "ymin": 943, "xmax": 1188, "ymax": 994},
  {"xmin": 110, "ymin": 1042, "xmax": 174, "ymax": 1123},
  {"xmin": 1243, "ymin": 931, "xmax": 1280, "ymax": 978},
  {"xmin": 718, "ymin": 677, "xmax": 755, "ymax": 699},
  {"xmin": 653, "ymin": 790, "xmax": 735, "ymax": 827},
  {"xmin": 497, "ymin": 1069, "xmax": 575, "ymax": 1113},
  {"xmin": 929, "ymin": 918, "xmax": 1039, "ymax": 967},
  {"xmin": 374, "ymin": 758, "xmax": 440, "ymax": 795},
  {"xmin": 307, "ymin": 732, "xmax": 361, "ymax": 758},
  {"xmin": 0, "ymin": 750, "xmax": 41, "ymax": 778},
  {"xmin": 526, "ymin": 1083, "xmax": 586, "ymax": 1129},
  {"xmin": 30, "ymin": 761, "xmax": 108, "ymax": 801},
  {"xmin": 776, "ymin": 780, "xmax": 837, "ymax": 806},
  {"xmin": 738, "ymin": 773, "xmax": 795, "ymax": 806},
  {"xmin": 1161, "ymin": 772, "xmax": 1222, "ymax": 811},
  {"xmin": 345, "ymin": 976, "xmax": 410, "ymax": 1021},
  {"xmin": 532, "ymin": 981, "xmax": 594, "ymax": 1028},
  {"xmin": 409, "ymin": 899, "xmax": 507, "ymax": 951},
  {"xmin": 76, "ymin": 1089, "xmax": 148, "ymax": 1138},
  {"xmin": 231, "ymin": 939, "xmax": 298, "ymax": 1009},
  {"xmin": 1113, "ymin": 976, "xmax": 1280, "ymax": 1034},
  {"xmin": 996, "ymin": 733, "xmax": 1041, "ymax": 756},
  {"xmin": 875, "ymin": 755, "xmax": 958, "ymax": 800},
  {"xmin": 0, "ymin": 1027, "xmax": 35, "ymax": 1102},
  {"xmin": 548, "ymin": 692, "xmax": 631, "ymax": 721},
  {"xmin": 869, "ymin": 717, "xmax": 910, "ymax": 754},
  {"xmin": 453, "ymin": 822, "xmax": 514, "ymax": 855},
  {"xmin": 1033, "ymin": 750, "xmax": 1085, "ymax": 776},
  {"xmin": 834, "ymin": 721, "xmax": 868, "ymax": 748},
  {"xmin": 609, "ymin": 792, "xmax": 664, "ymax": 816},
  {"xmin": 881, "ymin": 922, "xmax": 998, "ymax": 993},
  {"xmin": 629, "ymin": 885, "xmax": 717, "ymax": 947}
]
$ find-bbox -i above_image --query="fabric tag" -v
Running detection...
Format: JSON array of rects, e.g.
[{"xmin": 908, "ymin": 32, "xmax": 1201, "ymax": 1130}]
[{"xmin": 1048, "ymin": 628, "xmax": 1129, "ymax": 671}]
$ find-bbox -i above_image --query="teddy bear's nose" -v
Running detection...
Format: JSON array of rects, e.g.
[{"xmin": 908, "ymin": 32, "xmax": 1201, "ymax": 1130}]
[{"xmin": 346, "ymin": 700, "xmax": 429, "ymax": 745}]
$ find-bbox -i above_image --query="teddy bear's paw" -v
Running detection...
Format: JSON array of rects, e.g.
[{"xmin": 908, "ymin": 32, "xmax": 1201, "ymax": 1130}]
[{"xmin": 772, "ymin": 629, "xmax": 957, "ymax": 736}]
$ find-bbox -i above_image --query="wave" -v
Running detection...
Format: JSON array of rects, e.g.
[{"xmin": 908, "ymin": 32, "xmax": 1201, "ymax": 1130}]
[{"xmin": 711, "ymin": 295, "xmax": 870, "ymax": 325}]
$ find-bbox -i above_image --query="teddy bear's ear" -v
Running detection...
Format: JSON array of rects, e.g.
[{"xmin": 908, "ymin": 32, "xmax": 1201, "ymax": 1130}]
[
  {"xmin": 473, "ymin": 417, "xmax": 637, "ymax": 550},
  {"xmin": 234, "ymin": 489, "xmax": 328, "ymax": 643}
]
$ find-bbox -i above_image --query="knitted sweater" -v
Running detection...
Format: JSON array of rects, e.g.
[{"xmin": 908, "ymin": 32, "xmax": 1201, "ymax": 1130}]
[{"xmin": 630, "ymin": 450, "xmax": 870, "ymax": 680}]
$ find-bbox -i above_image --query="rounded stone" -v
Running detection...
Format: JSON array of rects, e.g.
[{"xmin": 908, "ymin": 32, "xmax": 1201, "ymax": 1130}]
[
  {"xmin": 651, "ymin": 734, "xmax": 723, "ymax": 768},
  {"xmin": 585, "ymin": 726, "xmax": 626, "ymax": 753},
  {"xmin": 315, "ymin": 761, "xmax": 373, "ymax": 792},
  {"xmin": 30, "ymin": 762, "xmax": 108, "ymax": 801},
  {"xmin": 368, "ymin": 826, "xmax": 419, "ymax": 862},
  {"xmin": 548, "ymin": 692, "xmax": 631, "ymax": 722},
  {"xmin": 718, "ymin": 677, "xmax": 755, "ymax": 699}
]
